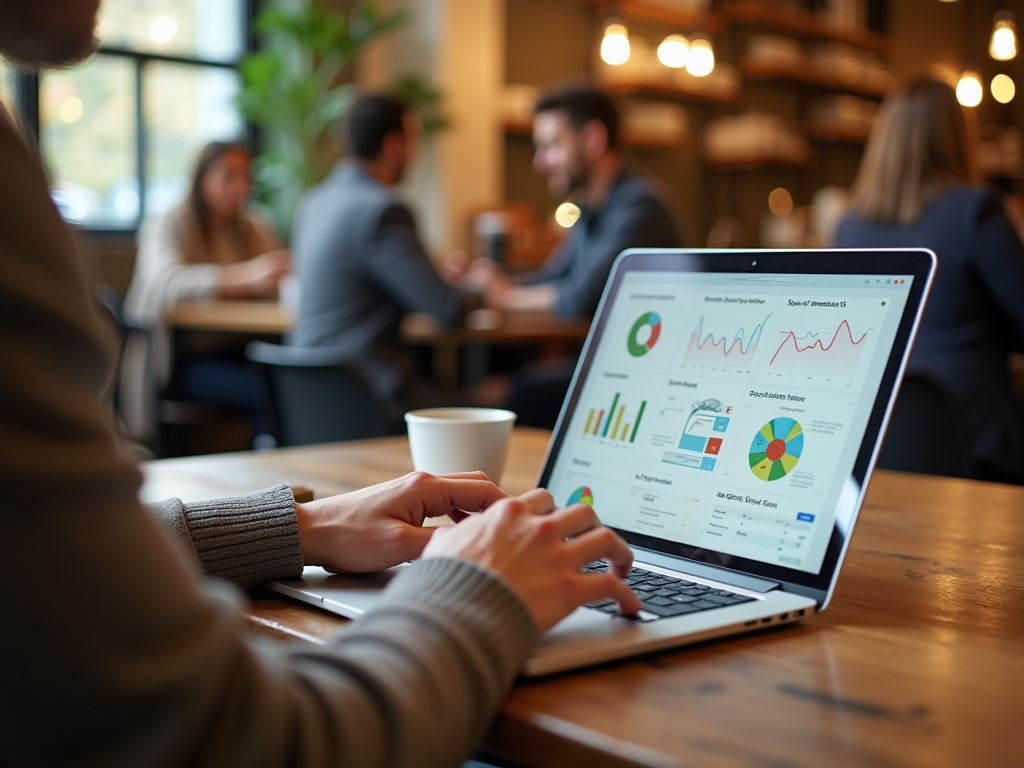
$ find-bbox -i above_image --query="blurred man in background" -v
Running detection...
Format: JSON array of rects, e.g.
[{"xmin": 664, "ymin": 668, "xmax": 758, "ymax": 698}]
[
  {"xmin": 289, "ymin": 93, "xmax": 479, "ymax": 421},
  {"xmin": 454, "ymin": 82, "xmax": 683, "ymax": 316}
]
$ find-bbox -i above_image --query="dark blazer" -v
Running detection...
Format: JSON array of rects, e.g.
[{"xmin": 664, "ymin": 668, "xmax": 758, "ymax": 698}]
[
  {"xmin": 836, "ymin": 186, "xmax": 1024, "ymax": 482},
  {"xmin": 289, "ymin": 161, "xmax": 472, "ymax": 400},
  {"xmin": 518, "ymin": 168, "xmax": 683, "ymax": 316}
]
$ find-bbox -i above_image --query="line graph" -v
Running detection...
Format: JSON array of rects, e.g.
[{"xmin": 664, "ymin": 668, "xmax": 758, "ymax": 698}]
[
  {"xmin": 684, "ymin": 313, "xmax": 773, "ymax": 371},
  {"xmin": 769, "ymin": 319, "xmax": 868, "ymax": 380}
]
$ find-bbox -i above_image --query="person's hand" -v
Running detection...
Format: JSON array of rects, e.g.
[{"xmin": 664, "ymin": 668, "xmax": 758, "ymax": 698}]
[
  {"xmin": 442, "ymin": 250, "xmax": 472, "ymax": 284},
  {"xmin": 422, "ymin": 489, "xmax": 641, "ymax": 631},
  {"xmin": 295, "ymin": 471, "xmax": 508, "ymax": 573},
  {"xmin": 219, "ymin": 249, "xmax": 292, "ymax": 298}
]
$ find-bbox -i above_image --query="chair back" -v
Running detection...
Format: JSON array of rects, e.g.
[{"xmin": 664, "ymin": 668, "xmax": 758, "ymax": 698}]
[
  {"xmin": 246, "ymin": 341, "xmax": 389, "ymax": 446},
  {"xmin": 876, "ymin": 372, "xmax": 975, "ymax": 479}
]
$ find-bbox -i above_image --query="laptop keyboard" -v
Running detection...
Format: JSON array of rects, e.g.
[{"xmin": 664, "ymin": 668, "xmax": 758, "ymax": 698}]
[{"xmin": 582, "ymin": 562, "xmax": 755, "ymax": 620}]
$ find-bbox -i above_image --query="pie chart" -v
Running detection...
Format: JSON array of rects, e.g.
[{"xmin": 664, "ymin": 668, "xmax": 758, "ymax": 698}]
[
  {"xmin": 628, "ymin": 312, "xmax": 662, "ymax": 357},
  {"xmin": 749, "ymin": 418, "xmax": 803, "ymax": 481},
  {"xmin": 566, "ymin": 486, "xmax": 595, "ymax": 507}
]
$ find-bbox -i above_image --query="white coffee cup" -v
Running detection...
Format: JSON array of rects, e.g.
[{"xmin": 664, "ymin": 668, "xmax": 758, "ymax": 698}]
[{"xmin": 405, "ymin": 408, "xmax": 517, "ymax": 485}]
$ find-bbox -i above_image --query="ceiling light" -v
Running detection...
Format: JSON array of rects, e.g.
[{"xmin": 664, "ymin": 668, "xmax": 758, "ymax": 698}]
[
  {"xmin": 992, "ymin": 73, "xmax": 1016, "ymax": 103},
  {"xmin": 601, "ymin": 21, "xmax": 630, "ymax": 66},
  {"xmin": 657, "ymin": 35, "xmax": 690, "ymax": 69},
  {"xmin": 685, "ymin": 37, "xmax": 715, "ymax": 77},
  {"xmin": 990, "ymin": 12, "xmax": 1017, "ymax": 61},
  {"xmin": 956, "ymin": 69, "xmax": 983, "ymax": 107}
]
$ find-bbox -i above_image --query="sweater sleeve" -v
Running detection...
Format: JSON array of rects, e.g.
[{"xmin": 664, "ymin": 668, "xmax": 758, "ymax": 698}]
[
  {"xmin": 146, "ymin": 484, "xmax": 304, "ymax": 588},
  {"xmin": 0, "ymin": 106, "xmax": 539, "ymax": 768},
  {"xmin": 124, "ymin": 211, "xmax": 222, "ymax": 325}
]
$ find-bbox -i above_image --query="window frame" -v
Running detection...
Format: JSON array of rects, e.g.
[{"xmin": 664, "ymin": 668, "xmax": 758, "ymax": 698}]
[{"xmin": 10, "ymin": 0, "xmax": 258, "ymax": 239}]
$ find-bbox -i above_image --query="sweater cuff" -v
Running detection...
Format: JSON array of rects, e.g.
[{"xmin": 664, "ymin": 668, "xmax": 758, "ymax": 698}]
[
  {"xmin": 377, "ymin": 557, "xmax": 540, "ymax": 681},
  {"xmin": 180, "ymin": 483, "xmax": 303, "ymax": 589}
]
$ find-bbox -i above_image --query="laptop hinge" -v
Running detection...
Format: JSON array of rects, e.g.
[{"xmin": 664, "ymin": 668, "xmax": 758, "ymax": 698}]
[{"xmin": 632, "ymin": 547, "xmax": 781, "ymax": 593}]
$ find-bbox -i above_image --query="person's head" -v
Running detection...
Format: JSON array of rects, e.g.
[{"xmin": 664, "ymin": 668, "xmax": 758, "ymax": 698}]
[
  {"xmin": 532, "ymin": 83, "xmax": 621, "ymax": 200},
  {"xmin": 0, "ymin": 0, "xmax": 101, "ymax": 69},
  {"xmin": 850, "ymin": 73, "xmax": 977, "ymax": 225},
  {"xmin": 344, "ymin": 93, "xmax": 416, "ymax": 185},
  {"xmin": 187, "ymin": 140, "xmax": 253, "ymax": 228}
]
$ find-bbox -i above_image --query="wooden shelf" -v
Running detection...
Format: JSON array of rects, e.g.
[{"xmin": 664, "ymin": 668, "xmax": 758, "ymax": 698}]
[
  {"xmin": 805, "ymin": 121, "xmax": 872, "ymax": 143},
  {"xmin": 740, "ymin": 60, "xmax": 889, "ymax": 97},
  {"xmin": 591, "ymin": 0, "xmax": 725, "ymax": 35},
  {"xmin": 504, "ymin": 119, "xmax": 689, "ymax": 152},
  {"xmin": 602, "ymin": 79, "xmax": 738, "ymax": 105},
  {"xmin": 721, "ymin": 0, "xmax": 890, "ymax": 54},
  {"xmin": 704, "ymin": 155, "xmax": 810, "ymax": 171}
]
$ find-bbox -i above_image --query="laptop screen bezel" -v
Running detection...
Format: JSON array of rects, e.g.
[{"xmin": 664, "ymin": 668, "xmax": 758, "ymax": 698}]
[{"xmin": 536, "ymin": 248, "xmax": 935, "ymax": 600}]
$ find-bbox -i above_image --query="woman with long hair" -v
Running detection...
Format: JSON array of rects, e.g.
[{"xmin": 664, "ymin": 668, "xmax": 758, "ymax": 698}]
[
  {"xmin": 123, "ymin": 141, "xmax": 290, "ymax": 442},
  {"xmin": 835, "ymin": 73, "xmax": 1024, "ymax": 483}
]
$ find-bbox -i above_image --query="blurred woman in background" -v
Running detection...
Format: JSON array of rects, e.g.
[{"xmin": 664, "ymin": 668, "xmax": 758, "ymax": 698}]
[
  {"xmin": 123, "ymin": 141, "xmax": 290, "ymax": 443},
  {"xmin": 836, "ymin": 74, "xmax": 1024, "ymax": 484}
]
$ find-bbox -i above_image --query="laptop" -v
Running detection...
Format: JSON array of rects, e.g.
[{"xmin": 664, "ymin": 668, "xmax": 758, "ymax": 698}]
[{"xmin": 268, "ymin": 247, "xmax": 936, "ymax": 676}]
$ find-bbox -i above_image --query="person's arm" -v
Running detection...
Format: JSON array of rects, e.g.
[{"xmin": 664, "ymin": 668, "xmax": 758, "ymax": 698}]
[
  {"xmin": 969, "ymin": 193, "xmax": 1024, "ymax": 342},
  {"xmin": 364, "ymin": 203, "xmax": 478, "ymax": 326}
]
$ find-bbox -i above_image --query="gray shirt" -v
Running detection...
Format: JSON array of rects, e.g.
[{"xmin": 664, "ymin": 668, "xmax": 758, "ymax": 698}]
[
  {"xmin": 0, "ymin": 105, "xmax": 538, "ymax": 767},
  {"xmin": 290, "ymin": 161, "xmax": 476, "ymax": 399},
  {"xmin": 519, "ymin": 168, "xmax": 683, "ymax": 316}
]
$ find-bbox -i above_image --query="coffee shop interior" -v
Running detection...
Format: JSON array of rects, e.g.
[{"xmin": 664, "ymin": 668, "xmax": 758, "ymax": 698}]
[
  {"xmin": 2, "ymin": 0, "xmax": 1023, "ymax": 766},
  {"xmin": 2, "ymin": 0, "xmax": 1020, "ymax": 462}
]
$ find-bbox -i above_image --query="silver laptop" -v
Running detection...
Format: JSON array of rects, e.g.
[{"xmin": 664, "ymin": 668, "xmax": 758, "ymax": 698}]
[{"xmin": 269, "ymin": 247, "xmax": 936, "ymax": 676}]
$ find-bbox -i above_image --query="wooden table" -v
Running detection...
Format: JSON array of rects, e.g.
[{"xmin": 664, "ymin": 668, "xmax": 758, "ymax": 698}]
[
  {"xmin": 140, "ymin": 430, "xmax": 1024, "ymax": 768},
  {"xmin": 163, "ymin": 299, "xmax": 295, "ymax": 335},
  {"xmin": 400, "ymin": 311, "xmax": 591, "ymax": 389}
]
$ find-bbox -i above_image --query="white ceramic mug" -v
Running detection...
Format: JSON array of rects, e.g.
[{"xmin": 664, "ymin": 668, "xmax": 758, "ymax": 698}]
[{"xmin": 405, "ymin": 408, "xmax": 517, "ymax": 485}]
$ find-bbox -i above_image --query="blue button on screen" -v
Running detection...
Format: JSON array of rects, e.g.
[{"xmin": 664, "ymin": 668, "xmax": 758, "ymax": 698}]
[{"xmin": 797, "ymin": 512, "xmax": 815, "ymax": 523}]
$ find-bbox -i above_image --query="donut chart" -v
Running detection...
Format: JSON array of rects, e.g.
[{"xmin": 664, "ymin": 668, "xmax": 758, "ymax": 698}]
[
  {"xmin": 566, "ymin": 486, "xmax": 595, "ymax": 507},
  {"xmin": 628, "ymin": 312, "xmax": 662, "ymax": 357},
  {"xmin": 749, "ymin": 418, "xmax": 804, "ymax": 481}
]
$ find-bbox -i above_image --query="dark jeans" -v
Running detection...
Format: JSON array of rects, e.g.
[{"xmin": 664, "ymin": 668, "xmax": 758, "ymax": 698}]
[{"xmin": 505, "ymin": 356, "xmax": 579, "ymax": 430}]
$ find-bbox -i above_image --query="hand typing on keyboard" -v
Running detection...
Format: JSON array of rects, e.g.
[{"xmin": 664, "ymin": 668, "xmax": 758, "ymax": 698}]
[{"xmin": 583, "ymin": 562, "xmax": 754, "ymax": 620}]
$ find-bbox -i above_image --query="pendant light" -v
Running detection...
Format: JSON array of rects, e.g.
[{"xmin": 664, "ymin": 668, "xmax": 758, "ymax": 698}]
[
  {"xmin": 990, "ymin": 11, "xmax": 1017, "ymax": 61},
  {"xmin": 956, "ymin": 68, "xmax": 983, "ymax": 107}
]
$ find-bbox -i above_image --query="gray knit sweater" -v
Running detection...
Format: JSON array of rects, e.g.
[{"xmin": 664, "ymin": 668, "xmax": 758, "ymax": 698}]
[{"xmin": 0, "ymin": 102, "xmax": 538, "ymax": 767}]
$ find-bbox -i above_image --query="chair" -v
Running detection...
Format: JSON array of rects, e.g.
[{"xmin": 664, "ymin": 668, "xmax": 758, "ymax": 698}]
[
  {"xmin": 876, "ymin": 371, "xmax": 975, "ymax": 479},
  {"xmin": 246, "ymin": 341, "xmax": 389, "ymax": 447}
]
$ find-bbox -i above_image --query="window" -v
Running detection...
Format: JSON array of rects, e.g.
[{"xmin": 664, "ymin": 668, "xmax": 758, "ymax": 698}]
[{"xmin": 32, "ymin": 0, "xmax": 250, "ymax": 229}]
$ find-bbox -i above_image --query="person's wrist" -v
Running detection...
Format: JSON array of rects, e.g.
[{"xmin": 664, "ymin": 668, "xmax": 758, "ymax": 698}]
[{"xmin": 294, "ymin": 501, "xmax": 320, "ymax": 565}]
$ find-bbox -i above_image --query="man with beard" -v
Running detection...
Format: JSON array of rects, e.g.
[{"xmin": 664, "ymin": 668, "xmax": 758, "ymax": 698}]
[
  {"xmin": 456, "ymin": 83, "xmax": 683, "ymax": 316},
  {"xmin": 0, "ymin": 3, "xmax": 640, "ymax": 766}
]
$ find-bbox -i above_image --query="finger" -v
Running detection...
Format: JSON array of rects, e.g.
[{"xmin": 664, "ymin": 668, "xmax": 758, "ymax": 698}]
[
  {"xmin": 422, "ymin": 476, "xmax": 510, "ymax": 519},
  {"xmin": 437, "ymin": 471, "xmax": 491, "ymax": 481},
  {"xmin": 517, "ymin": 488, "xmax": 556, "ymax": 515},
  {"xmin": 565, "ymin": 527, "xmax": 634, "ymax": 576},
  {"xmin": 545, "ymin": 503, "xmax": 602, "ymax": 539},
  {"xmin": 575, "ymin": 572, "xmax": 642, "ymax": 616}
]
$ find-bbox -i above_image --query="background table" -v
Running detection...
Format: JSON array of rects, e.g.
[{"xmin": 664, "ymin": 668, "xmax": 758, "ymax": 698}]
[
  {"xmin": 164, "ymin": 300, "xmax": 294, "ymax": 335},
  {"xmin": 141, "ymin": 431, "xmax": 1024, "ymax": 768}
]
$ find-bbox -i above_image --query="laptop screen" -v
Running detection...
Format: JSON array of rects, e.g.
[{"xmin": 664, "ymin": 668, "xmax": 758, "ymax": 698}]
[{"xmin": 540, "ymin": 250, "xmax": 931, "ymax": 591}]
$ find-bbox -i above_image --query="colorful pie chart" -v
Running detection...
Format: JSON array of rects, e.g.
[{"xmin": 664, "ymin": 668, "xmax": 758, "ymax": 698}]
[
  {"xmin": 749, "ymin": 418, "xmax": 803, "ymax": 481},
  {"xmin": 566, "ymin": 486, "xmax": 595, "ymax": 507},
  {"xmin": 628, "ymin": 312, "xmax": 662, "ymax": 357}
]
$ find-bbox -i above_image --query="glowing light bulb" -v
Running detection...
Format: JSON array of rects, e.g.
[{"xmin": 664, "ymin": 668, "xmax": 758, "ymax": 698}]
[
  {"xmin": 555, "ymin": 202, "xmax": 582, "ymax": 228},
  {"xmin": 600, "ymin": 22, "xmax": 630, "ymax": 66},
  {"xmin": 657, "ymin": 34, "xmax": 690, "ymax": 69},
  {"xmin": 149, "ymin": 15, "xmax": 178, "ymax": 44},
  {"xmin": 990, "ymin": 12, "xmax": 1017, "ymax": 61},
  {"xmin": 956, "ymin": 70, "xmax": 983, "ymax": 107},
  {"xmin": 685, "ymin": 37, "xmax": 715, "ymax": 77},
  {"xmin": 992, "ymin": 73, "xmax": 1016, "ymax": 103}
]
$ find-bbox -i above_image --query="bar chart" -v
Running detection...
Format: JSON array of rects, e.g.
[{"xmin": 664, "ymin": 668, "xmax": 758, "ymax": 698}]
[{"xmin": 581, "ymin": 392, "xmax": 647, "ymax": 444}]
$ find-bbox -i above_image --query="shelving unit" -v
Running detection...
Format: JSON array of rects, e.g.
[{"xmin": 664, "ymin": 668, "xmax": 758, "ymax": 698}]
[
  {"xmin": 505, "ymin": 118, "xmax": 690, "ymax": 151},
  {"xmin": 804, "ymin": 121, "xmax": 872, "ymax": 144},
  {"xmin": 602, "ymin": 80, "xmax": 738, "ymax": 105},
  {"xmin": 591, "ymin": 0, "xmax": 726, "ymax": 34},
  {"xmin": 739, "ymin": 60, "xmax": 889, "ymax": 98},
  {"xmin": 721, "ymin": 0, "xmax": 890, "ymax": 54}
]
